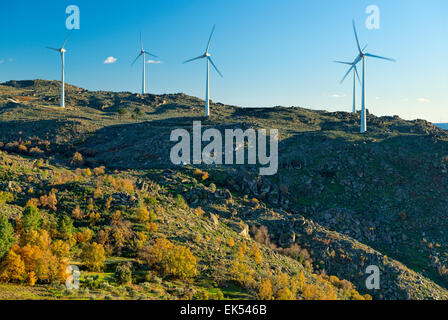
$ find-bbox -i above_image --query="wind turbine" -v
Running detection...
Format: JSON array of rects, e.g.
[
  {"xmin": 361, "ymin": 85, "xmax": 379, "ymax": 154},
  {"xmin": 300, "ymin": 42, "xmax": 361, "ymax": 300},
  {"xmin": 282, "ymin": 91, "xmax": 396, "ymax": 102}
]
[
  {"xmin": 343, "ymin": 20, "xmax": 395, "ymax": 133},
  {"xmin": 334, "ymin": 59, "xmax": 361, "ymax": 113},
  {"xmin": 132, "ymin": 33, "xmax": 158, "ymax": 95},
  {"xmin": 46, "ymin": 31, "xmax": 72, "ymax": 108},
  {"xmin": 183, "ymin": 25, "xmax": 223, "ymax": 117}
]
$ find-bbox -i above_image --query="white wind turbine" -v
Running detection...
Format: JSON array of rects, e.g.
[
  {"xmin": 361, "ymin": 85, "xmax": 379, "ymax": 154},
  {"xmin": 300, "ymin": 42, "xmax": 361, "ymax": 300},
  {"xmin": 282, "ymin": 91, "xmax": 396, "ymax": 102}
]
[
  {"xmin": 46, "ymin": 31, "xmax": 72, "ymax": 108},
  {"xmin": 183, "ymin": 25, "xmax": 223, "ymax": 117},
  {"xmin": 334, "ymin": 48, "xmax": 364, "ymax": 113},
  {"xmin": 132, "ymin": 33, "xmax": 158, "ymax": 95},
  {"xmin": 343, "ymin": 20, "xmax": 395, "ymax": 133}
]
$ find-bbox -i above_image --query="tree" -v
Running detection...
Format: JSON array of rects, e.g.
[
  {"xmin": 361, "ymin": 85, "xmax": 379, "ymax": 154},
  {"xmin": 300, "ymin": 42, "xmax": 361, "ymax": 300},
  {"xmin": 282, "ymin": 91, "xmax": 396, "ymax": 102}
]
[
  {"xmin": 275, "ymin": 288, "xmax": 295, "ymax": 300},
  {"xmin": 230, "ymin": 261, "xmax": 254, "ymax": 288},
  {"xmin": 0, "ymin": 215, "xmax": 16, "ymax": 260},
  {"xmin": 139, "ymin": 238, "xmax": 197, "ymax": 280},
  {"xmin": 57, "ymin": 216, "xmax": 73, "ymax": 239},
  {"xmin": 258, "ymin": 278, "xmax": 274, "ymax": 300},
  {"xmin": 136, "ymin": 206, "xmax": 149, "ymax": 223},
  {"xmin": 114, "ymin": 262, "xmax": 132, "ymax": 285},
  {"xmin": 81, "ymin": 242, "xmax": 106, "ymax": 272},
  {"xmin": 250, "ymin": 245, "xmax": 263, "ymax": 264},
  {"xmin": 0, "ymin": 249, "xmax": 25, "ymax": 283},
  {"xmin": 72, "ymin": 205, "xmax": 83, "ymax": 220},
  {"xmin": 70, "ymin": 152, "xmax": 84, "ymax": 167},
  {"xmin": 22, "ymin": 205, "xmax": 42, "ymax": 231}
]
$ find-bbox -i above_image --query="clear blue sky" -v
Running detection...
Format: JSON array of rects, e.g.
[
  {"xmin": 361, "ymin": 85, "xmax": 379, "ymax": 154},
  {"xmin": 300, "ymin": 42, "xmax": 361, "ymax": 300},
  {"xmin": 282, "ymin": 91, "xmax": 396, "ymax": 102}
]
[{"xmin": 0, "ymin": 0, "xmax": 447, "ymax": 122}]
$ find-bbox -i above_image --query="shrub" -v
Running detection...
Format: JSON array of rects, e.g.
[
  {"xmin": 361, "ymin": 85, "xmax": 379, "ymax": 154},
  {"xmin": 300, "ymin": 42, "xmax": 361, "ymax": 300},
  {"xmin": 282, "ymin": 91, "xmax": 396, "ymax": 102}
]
[
  {"xmin": 174, "ymin": 194, "xmax": 186, "ymax": 208},
  {"xmin": 193, "ymin": 288, "xmax": 209, "ymax": 300},
  {"xmin": 194, "ymin": 207, "xmax": 205, "ymax": 217},
  {"xmin": 93, "ymin": 166, "xmax": 106, "ymax": 176},
  {"xmin": 0, "ymin": 191, "xmax": 13, "ymax": 205},
  {"xmin": 114, "ymin": 262, "xmax": 133, "ymax": 285}
]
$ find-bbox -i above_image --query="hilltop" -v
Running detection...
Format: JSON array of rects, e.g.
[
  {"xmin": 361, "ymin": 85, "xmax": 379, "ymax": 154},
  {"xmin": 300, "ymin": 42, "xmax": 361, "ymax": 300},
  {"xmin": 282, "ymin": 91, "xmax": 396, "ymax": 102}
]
[{"xmin": 1, "ymin": 80, "xmax": 448, "ymax": 300}]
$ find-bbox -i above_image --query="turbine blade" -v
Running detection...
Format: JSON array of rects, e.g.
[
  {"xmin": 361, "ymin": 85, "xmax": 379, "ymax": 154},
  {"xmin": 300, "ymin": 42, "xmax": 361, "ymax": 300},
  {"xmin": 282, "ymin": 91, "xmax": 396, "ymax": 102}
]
[
  {"xmin": 208, "ymin": 57, "xmax": 223, "ymax": 77},
  {"xmin": 144, "ymin": 51, "xmax": 159, "ymax": 58},
  {"xmin": 46, "ymin": 47, "xmax": 60, "ymax": 52},
  {"xmin": 352, "ymin": 20, "xmax": 362, "ymax": 53},
  {"xmin": 183, "ymin": 55, "xmax": 205, "ymax": 64},
  {"xmin": 334, "ymin": 61, "xmax": 353, "ymax": 65},
  {"xmin": 354, "ymin": 65, "xmax": 361, "ymax": 85},
  {"xmin": 206, "ymin": 24, "xmax": 216, "ymax": 53},
  {"xmin": 362, "ymin": 44, "xmax": 368, "ymax": 51},
  {"xmin": 62, "ymin": 30, "xmax": 73, "ymax": 49},
  {"xmin": 364, "ymin": 53, "xmax": 396, "ymax": 62},
  {"xmin": 131, "ymin": 52, "xmax": 143, "ymax": 66},
  {"xmin": 340, "ymin": 64, "xmax": 355, "ymax": 84},
  {"xmin": 140, "ymin": 32, "xmax": 143, "ymax": 51}
]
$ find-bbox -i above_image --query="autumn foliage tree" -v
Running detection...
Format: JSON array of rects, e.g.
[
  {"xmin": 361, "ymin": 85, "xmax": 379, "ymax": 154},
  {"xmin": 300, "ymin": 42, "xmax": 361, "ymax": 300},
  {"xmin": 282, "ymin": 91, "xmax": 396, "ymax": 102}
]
[
  {"xmin": 139, "ymin": 238, "xmax": 197, "ymax": 280},
  {"xmin": 0, "ymin": 229, "xmax": 69, "ymax": 285},
  {"xmin": 80, "ymin": 242, "xmax": 106, "ymax": 272}
]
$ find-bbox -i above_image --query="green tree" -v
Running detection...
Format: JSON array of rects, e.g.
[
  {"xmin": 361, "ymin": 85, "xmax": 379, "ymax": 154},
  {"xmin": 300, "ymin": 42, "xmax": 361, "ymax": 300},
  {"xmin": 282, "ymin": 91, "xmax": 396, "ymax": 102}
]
[
  {"xmin": 0, "ymin": 215, "xmax": 16, "ymax": 259},
  {"xmin": 22, "ymin": 205, "xmax": 42, "ymax": 231},
  {"xmin": 57, "ymin": 215, "xmax": 73, "ymax": 239}
]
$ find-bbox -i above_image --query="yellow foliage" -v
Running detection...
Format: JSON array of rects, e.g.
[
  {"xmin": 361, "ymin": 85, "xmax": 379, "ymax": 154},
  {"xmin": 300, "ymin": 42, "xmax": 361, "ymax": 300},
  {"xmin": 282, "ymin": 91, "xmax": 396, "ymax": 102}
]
[
  {"xmin": 194, "ymin": 207, "xmax": 205, "ymax": 217},
  {"xmin": 136, "ymin": 206, "xmax": 150, "ymax": 223},
  {"xmin": 72, "ymin": 205, "xmax": 83, "ymax": 220},
  {"xmin": 93, "ymin": 186, "xmax": 103, "ymax": 199},
  {"xmin": 1, "ymin": 230, "xmax": 69, "ymax": 285},
  {"xmin": 0, "ymin": 250, "xmax": 25, "ymax": 283},
  {"xmin": 70, "ymin": 152, "xmax": 84, "ymax": 167},
  {"xmin": 250, "ymin": 245, "xmax": 263, "ymax": 264},
  {"xmin": 80, "ymin": 242, "xmax": 106, "ymax": 272},
  {"xmin": 275, "ymin": 288, "xmax": 295, "ymax": 300},
  {"xmin": 144, "ymin": 222, "xmax": 158, "ymax": 233},
  {"xmin": 230, "ymin": 261, "xmax": 254, "ymax": 288},
  {"xmin": 258, "ymin": 278, "xmax": 274, "ymax": 300},
  {"xmin": 142, "ymin": 238, "xmax": 197, "ymax": 280},
  {"xmin": 276, "ymin": 272, "xmax": 289, "ymax": 289}
]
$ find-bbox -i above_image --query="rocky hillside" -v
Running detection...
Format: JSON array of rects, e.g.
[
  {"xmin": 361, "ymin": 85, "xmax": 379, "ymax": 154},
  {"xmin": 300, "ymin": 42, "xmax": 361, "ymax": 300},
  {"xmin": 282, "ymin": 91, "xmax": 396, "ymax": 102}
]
[{"xmin": 1, "ymin": 80, "xmax": 448, "ymax": 300}]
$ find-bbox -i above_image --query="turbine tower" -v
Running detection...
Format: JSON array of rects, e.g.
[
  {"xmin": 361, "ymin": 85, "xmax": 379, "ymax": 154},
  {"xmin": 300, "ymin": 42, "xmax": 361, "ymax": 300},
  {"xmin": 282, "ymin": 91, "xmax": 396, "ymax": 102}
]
[
  {"xmin": 183, "ymin": 25, "xmax": 223, "ymax": 117},
  {"xmin": 46, "ymin": 31, "xmax": 72, "ymax": 108},
  {"xmin": 345, "ymin": 21, "xmax": 395, "ymax": 133},
  {"xmin": 335, "ymin": 60, "xmax": 361, "ymax": 113},
  {"xmin": 132, "ymin": 33, "xmax": 158, "ymax": 95}
]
